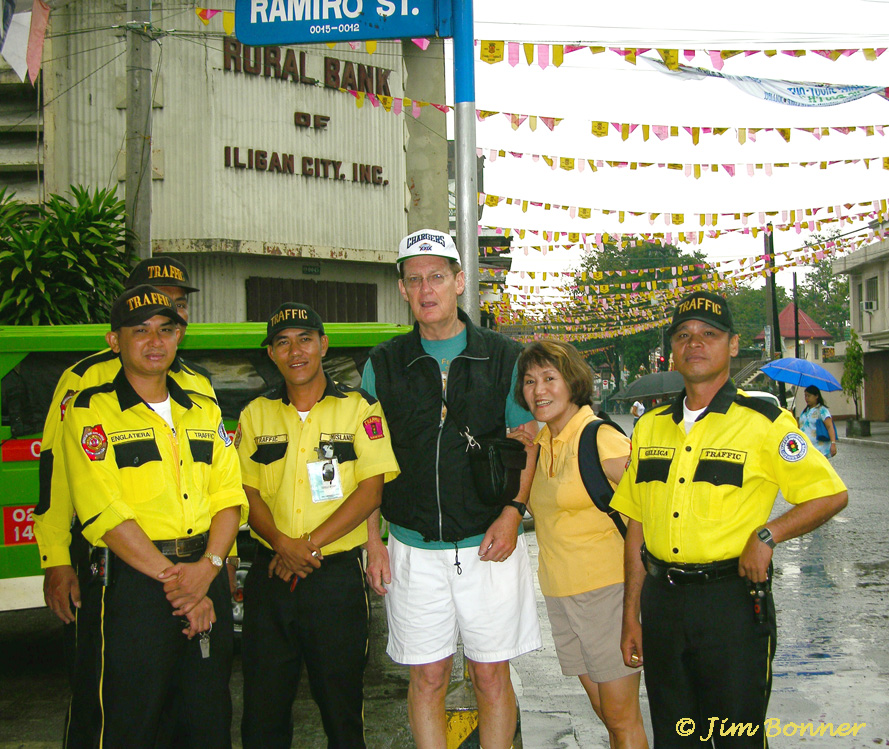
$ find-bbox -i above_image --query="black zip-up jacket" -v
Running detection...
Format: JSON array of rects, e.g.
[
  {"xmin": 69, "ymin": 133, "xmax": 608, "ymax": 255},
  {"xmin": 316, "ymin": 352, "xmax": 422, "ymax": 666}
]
[{"xmin": 369, "ymin": 308, "xmax": 523, "ymax": 542}]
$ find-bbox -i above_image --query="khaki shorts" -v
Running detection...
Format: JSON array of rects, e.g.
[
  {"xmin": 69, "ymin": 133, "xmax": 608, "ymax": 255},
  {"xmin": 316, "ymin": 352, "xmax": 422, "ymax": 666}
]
[{"xmin": 544, "ymin": 582, "xmax": 638, "ymax": 683}]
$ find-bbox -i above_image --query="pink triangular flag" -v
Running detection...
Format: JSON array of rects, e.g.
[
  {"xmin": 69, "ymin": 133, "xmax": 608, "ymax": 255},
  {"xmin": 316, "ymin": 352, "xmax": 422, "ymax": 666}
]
[
  {"xmin": 537, "ymin": 44, "xmax": 549, "ymax": 69},
  {"xmin": 27, "ymin": 1, "xmax": 51, "ymax": 86},
  {"xmin": 411, "ymin": 38, "xmax": 430, "ymax": 50},
  {"xmin": 508, "ymin": 42, "xmax": 520, "ymax": 67}
]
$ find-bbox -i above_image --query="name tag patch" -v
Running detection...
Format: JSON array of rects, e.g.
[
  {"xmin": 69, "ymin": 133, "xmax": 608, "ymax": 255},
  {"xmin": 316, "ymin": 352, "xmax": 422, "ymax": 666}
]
[
  {"xmin": 699, "ymin": 448, "xmax": 746, "ymax": 464},
  {"xmin": 255, "ymin": 434, "xmax": 288, "ymax": 445},
  {"xmin": 109, "ymin": 428, "xmax": 155, "ymax": 445},
  {"xmin": 185, "ymin": 430, "xmax": 215, "ymax": 442},
  {"xmin": 640, "ymin": 447, "xmax": 675, "ymax": 461}
]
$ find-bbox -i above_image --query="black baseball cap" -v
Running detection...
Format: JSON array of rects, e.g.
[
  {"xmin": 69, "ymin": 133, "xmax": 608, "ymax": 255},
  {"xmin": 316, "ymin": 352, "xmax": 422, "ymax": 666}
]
[
  {"xmin": 126, "ymin": 256, "xmax": 199, "ymax": 293},
  {"xmin": 666, "ymin": 291, "xmax": 735, "ymax": 337},
  {"xmin": 110, "ymin": 285, "xmax": 187, "ymax": 329},
  {"xmin": 261, "ymin": 303, "xmax": 325, "ymax": 346}
]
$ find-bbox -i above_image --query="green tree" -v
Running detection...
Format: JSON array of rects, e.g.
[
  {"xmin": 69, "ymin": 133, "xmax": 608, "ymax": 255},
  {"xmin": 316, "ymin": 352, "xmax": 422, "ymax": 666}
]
[
  {"xmin": 723, "ymin": 282, "xmax": 790, "ymax": 349},
  {"xmin": 0, "ymin": 186, "xmax": 133, "ymax": 325},
  {"xmin": 570, "ymin": 240, "xmax": 712, "ymax": 374},
  {"xmin": 841, "ymin": 328, "xmax": 865, "ymax": 420},
  {"xmin": 798, "ymin": 258, "xmax": 849, "ymax": 342}
]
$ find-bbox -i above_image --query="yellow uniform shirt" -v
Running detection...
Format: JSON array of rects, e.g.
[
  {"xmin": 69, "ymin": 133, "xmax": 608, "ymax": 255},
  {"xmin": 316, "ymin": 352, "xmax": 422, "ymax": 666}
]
[
  {"xmin": 34, "ymin": 350, "xmax": 214, "ymax": 566},
  {"xmin": 611, "ymin": 382, "xmax": 847, "ymax": 564},
  {"xmin": 59, "ymin": 369, "xmax": 246, "ymax": 547},
  {"xmin": 236, "ymin": 375, "xmax": 399, "ymax": 556},
  {"xmin": 531, "ymin": 406, "xmax": 630, "ymax": 597}
]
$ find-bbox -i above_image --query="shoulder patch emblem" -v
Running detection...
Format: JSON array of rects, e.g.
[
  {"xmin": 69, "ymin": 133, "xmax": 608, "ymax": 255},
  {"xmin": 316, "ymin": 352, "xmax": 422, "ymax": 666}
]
[
  {"xmin": 219, "ymin": 420, "xmax": 233, "ymax": 447},
  {"xmin": 779, "ymin": 433, "xmax": 807, "ymax": 462},
  {"xmin": 81, "ymin": 425, "xmax": 108, "ymax": 461},
  {"xmin": 234, "ymin": 423, "xmax": 242, "ymax": 449},
  {"xmin": 60, "ymin": 389, "xmax": 76, "ymax": 421},
  {"xmin": 363, "ymin": 415, "xmax": 384, "ymax": 440}
]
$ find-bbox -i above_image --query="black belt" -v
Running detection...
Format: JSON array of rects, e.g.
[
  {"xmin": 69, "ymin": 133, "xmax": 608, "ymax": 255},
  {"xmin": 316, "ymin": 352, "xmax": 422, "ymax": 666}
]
[
  {"xmin": 153, "ymin": 532, "xmax": 208, "ymax": 557},
  {"xmin": 255, "ymin": 544, "xmax": 361, "ymax": 566},
  {"xmin": 644, "ymin": 550, "xmax": 739, "ymax": 585}
]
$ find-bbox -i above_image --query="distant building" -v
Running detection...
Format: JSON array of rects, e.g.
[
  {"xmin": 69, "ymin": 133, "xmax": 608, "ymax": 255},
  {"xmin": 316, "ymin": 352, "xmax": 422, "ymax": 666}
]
[
  {"xmin": 754, "ymin": 304, "xmax": 833, "ymax": 362},
  {"xmin": 833, "ymin": 235, "xmax": 889, "ymax": 421},
  {"xmin": 1, "ymin": 4, "xmax": 448, "ymax": 325}
]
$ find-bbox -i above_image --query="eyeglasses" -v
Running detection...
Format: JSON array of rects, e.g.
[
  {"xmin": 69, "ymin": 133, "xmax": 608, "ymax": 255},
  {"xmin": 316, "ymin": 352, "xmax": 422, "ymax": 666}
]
[{"xmin": 402, "ymin": 273, "xmax": 451, "ymax": 290}]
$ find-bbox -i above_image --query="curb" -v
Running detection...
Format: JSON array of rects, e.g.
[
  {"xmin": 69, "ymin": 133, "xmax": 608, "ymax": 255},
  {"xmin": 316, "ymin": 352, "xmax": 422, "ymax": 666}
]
[{"xmin": 837, "ymin": 437, "xmax": 889, "ymax": 450}]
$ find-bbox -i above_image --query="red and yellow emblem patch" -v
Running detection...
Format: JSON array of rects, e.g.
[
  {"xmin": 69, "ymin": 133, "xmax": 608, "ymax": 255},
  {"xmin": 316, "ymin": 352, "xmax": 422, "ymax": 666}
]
[
  {"xmin": 81, "ymin": 425, "xmax": 108, "ymax": 461},
  {"xmin": 59, "ymin": 389, "xmax": 76, "ymax": 421},
  {"xmin": 363, "ymin": 415, "xmax": 384, "ymax": 440}
]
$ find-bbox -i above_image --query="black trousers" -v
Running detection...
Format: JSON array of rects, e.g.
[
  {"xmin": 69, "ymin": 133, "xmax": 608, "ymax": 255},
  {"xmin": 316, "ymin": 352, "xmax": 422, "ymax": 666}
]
[
  {"xmin": 641, "ymin": 572, "xmax": 777, "ymax": 748},
  {"xmin": 241, "ymin": 546, "xmax": 369, "ymax": 749},
  {"xmin": 65, "ymin": 549, "xmax": 234, "ymax": 749}
]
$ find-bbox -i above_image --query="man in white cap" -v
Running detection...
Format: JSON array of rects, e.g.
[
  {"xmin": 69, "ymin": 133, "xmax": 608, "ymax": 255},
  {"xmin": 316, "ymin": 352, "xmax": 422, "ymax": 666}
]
[{"xmin": 362, "ymin": 230, "xmax": 542, "ymax": 749}]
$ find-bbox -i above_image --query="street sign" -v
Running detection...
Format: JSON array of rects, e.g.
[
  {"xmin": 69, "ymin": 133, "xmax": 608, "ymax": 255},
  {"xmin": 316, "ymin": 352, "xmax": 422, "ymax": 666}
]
[{"xmin": 234, "ymin": 0, "xmax": 450, "ymax": 46}]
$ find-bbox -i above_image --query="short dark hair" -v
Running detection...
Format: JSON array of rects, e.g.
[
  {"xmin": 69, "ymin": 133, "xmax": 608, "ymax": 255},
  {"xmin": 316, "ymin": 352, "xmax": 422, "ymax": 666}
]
[
  {"xmin": 397, "ymin": 258, "xmax": 461, "ymax": 280},
  {"xmin": 515, "ymin": 339, "xmax": 593, "ymax": 411}
]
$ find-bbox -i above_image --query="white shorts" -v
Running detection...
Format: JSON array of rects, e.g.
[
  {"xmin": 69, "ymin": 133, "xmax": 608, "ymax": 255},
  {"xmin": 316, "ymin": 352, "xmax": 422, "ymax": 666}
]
[{"xmin": 384, "ymin": 534, "xmax": 542, "ymax": 665}]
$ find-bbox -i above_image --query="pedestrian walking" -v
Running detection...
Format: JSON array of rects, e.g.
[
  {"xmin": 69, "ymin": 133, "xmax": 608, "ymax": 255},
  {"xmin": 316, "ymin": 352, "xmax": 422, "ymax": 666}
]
[{"xmin": 798, "ymin": 385, "xmax": 837, "ymax": 459}]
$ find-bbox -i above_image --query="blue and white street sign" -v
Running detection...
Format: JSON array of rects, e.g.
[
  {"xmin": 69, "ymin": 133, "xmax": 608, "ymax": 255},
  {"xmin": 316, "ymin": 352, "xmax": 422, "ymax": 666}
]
[{"xmin": 234, "ymin": 0, "xmax": 450, "ymax": 46}]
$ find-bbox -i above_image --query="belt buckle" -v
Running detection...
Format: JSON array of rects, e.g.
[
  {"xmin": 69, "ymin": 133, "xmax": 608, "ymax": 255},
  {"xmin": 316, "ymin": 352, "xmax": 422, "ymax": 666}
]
[
  {"xmin": 666, "ymin": 566, "xmax": 701, "ymax": 585},
  {"xmin": 174, "ymin": 537, "xmax": 188, "ymax": 557}
]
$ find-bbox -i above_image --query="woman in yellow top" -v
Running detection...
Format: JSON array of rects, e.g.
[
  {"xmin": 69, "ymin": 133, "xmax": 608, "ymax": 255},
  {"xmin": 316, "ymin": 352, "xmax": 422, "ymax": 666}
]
[{"xmin": 514, "ymin": 340, "xmax": 648, "ymax": 749}]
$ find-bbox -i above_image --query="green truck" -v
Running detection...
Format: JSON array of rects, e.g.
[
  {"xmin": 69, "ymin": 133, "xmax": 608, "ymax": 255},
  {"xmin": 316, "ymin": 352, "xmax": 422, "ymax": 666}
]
[{"xmin": 0, "ymin": 321, "xmax": 408, "ymax": 613}]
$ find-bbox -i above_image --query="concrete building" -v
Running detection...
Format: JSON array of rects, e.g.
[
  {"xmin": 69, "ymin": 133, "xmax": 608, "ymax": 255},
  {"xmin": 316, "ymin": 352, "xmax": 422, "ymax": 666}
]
[
  {"xmin": 833, "ymin": 236, "xmax": 889, "ymax": 421},
  {"xmin": 1, "ymin": 2, "xmax": 449, "ymax": 325}
]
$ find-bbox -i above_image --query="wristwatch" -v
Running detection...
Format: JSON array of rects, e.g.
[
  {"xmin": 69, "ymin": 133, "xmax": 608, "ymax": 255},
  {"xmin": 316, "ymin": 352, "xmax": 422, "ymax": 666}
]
[
  {"xmin": 507, "ymin": 501, "xmax": 527, "ymax": 518},
  {"xmin": 203, "ymin": 551, "xmax": 224, "ymax": 570},
  {"xmin": 756, "ymin": 526, "xmax": 776, "ymax": 549}
]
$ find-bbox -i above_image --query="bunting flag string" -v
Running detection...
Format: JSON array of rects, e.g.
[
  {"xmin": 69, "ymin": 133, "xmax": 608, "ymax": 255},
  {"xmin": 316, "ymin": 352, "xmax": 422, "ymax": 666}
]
[
  {"xmin": 478, "ymin": 191, "xmax": 889, "ymax": 233},
  {"xmin": 477, "ymin": 146, "xmax": 889, "ymax": 178},
  {"xmin": 476, "ymin": 40, "xmax": 888, "ymax": 70},
  {"xmin": 337, "ymin": 85, "xmax": 889, "ymax": 143}
]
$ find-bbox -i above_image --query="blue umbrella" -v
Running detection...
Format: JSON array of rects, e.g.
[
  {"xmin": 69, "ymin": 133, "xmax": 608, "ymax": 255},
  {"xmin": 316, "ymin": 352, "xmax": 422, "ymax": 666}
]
[{"xmin": 759, "ymin": 357, "xmax": 842, "ymax": 391}]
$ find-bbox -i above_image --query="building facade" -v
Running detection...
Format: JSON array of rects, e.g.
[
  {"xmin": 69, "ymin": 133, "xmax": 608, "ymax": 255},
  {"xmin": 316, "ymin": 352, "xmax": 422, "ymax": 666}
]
[
  {"xmin": 833, "ymin": 236, "xmax": 889, "ymax": 421},
  {"xmin": 3, "ymin": 2, "xmax": 449, "ymax": 325}
]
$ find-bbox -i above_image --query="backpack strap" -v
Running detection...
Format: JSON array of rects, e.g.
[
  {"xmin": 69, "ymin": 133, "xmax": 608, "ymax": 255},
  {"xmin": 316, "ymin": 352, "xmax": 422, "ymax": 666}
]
[{"xmin": 577, "ymin": 420, "xmax": 627, "ymax": 538}]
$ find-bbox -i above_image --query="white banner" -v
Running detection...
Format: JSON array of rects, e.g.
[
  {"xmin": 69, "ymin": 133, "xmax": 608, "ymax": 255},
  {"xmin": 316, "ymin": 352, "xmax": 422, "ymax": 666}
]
[{"xmin": 645, "ymin": 57, "xmax": 889, "ymax": 107}]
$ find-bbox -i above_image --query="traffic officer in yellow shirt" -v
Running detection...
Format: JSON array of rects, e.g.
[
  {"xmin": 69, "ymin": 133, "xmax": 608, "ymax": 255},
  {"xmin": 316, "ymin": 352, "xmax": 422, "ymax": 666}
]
[
  {"xmin": 35, "ymin": 255, "xmax": 209, "ymax": 626},
  {"xmin": 236, "ymin": 303, "xmax": 399, "ymax": 749},
  {"xmin": 612, "ymin": 290, "xmax": 848, "ymax": 747},
  {"xmin": 59, "ymin": 285, "xmax": 247, "ymax": 749}
]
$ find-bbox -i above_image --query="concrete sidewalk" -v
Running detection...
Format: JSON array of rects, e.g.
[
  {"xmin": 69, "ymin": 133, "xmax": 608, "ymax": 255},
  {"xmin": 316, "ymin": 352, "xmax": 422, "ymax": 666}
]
[{"xmin": 837, "ymin": 419, "xmax": 889, "ymax": 449}]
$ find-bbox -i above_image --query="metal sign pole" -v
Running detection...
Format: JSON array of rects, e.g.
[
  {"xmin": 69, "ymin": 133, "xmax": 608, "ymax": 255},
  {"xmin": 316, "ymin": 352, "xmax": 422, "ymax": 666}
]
[{"xmin": 451, "ymin": 0, "xmax": 479, "ymax": 325}]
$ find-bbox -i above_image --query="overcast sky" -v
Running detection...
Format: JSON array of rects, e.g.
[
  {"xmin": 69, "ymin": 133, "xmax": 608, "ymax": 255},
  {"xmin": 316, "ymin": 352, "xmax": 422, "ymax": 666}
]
[{"xmin": 443, "ymin": 0, "xmax": 889, "ymax": 298}]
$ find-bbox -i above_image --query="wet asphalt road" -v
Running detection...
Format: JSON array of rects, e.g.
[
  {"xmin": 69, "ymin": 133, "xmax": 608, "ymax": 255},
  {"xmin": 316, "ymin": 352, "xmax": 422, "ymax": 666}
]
[{"xmin": 1, "ymin": 427, "xmax": 887, "ymax": 748}]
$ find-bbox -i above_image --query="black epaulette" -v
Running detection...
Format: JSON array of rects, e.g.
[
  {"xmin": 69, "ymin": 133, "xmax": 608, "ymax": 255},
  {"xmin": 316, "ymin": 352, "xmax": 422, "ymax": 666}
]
[
  {"xmin": 72, "ymin": 382, "xmax": 116, "ymax": 408},
  {"xmin": 337, "ymin": 382, "xmax": 378, "ymax": 405},
  {"xmin": 176, "ymin": 356, "xmax": 213, "ymax": 383},
  {"xmin": 733, "ymin": 393, "xmax": 782, "ymax": 423},
  {"xmin": 71, "ymin": 349, "xmax": 118, "ymax": 377}
]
